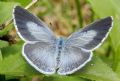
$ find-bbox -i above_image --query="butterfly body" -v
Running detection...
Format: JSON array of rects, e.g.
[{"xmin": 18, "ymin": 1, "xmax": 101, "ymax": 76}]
[
  {"xmin": 56, "ymin": 38, "xmax": 64, "ymax": 67},
  {"xmin": 13, "ymin": 6, "xmax": 113, "ymax": 75}
]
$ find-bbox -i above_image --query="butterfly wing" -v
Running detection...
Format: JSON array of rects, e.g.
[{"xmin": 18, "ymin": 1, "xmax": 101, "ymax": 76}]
[
  {"xmin": 57, "ymin": 46, "xmax": 92, "ymax": 75},
  {"xmin": 65, "ymin": 16, "xmax": 113, "ymax": 51},
  {"xmin": 23, "ymin": 42, "xmax": 57, "ymax": 74},
  {"xmin": 13, "ymin": 6, "xmax": 56, "ymax": 43},
  {"xmin": 57, "ymin": 17, "xmax": 113, "ymax": 75},
  {"xmin": 13, "ymin": 6, "xmax": 57, "ymax": 74}
]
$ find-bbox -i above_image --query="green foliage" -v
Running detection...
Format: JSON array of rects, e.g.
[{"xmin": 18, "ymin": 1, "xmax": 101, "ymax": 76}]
[
  {"xmin": 0, "ymin": 41, "xmax": 39, "ymax": 76},
  {"xmin": 0, "ymin": 50, "xmax": 2, "ymax": 61},
  {"xmin": 0, "ymin": 40, "xmax": 9, "ymax": 49},
  {"xmin": 0, "ymin": 2, "xmax": 18, "ymax": 23},
  {"xmin": 0, "ymin": 0, "xmax": 120, "ymax": 81},
  {"xmin": 0, "ymin": 1, "xmax": 18, "ymax": 37},
  {"xmin": 1, "ymin": 41, "xmax": 119, "ymax": 81},
  {"xmin": 87, "ymin": 0, "xmax": 120, "ymax": 78},
  {"xmin": 75, "ymin": 56, "xmax": 120, "ymax": 81}
]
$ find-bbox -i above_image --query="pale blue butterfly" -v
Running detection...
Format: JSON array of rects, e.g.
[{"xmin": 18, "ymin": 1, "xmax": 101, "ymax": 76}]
[{"xmin": 13, "ymin": 6, "xmax": 113, "ymax": 75}]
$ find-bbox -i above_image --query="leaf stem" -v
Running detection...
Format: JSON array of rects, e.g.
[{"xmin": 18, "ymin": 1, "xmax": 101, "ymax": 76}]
[{"xmin": 25, "ymin": 0, "xmax": 38, "ymax": 9}]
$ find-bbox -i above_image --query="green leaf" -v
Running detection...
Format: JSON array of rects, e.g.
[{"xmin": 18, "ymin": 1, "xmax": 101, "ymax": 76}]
[
  {"xmin": 116, "ymin": 62, "xmax": 120, "ymax": 78},
  {"xmin": 42, "ymin": 75, "xmax": 85, "ymax": 81},
  {"xmin": 0, "ymin": 24, "xmax": 13, "ymax": 37},
  {"xmin": 73, "ymin": 56, "xmax": 120, "ymax": 81},
  {"xmin": 0, "ymin": 1, "xmax": 19, "ymax": 23},
  {"xmin": 110, "ymin": 17, "xmax": 120, "ymax": 69},
  {"xmin": 0, "ymin": 50, "xmax": 2, "ymax": 61},
  {"xmin": 87, "ymin": 0, "xmax": 120, "ymax": 78},
  {"xmin": 87, "ymin": 0, "xmax": 116, "ymax": 17},
  {"xmin": 11, "ymin": 0, "xmax": 31, "ymax": 7},
  {"xmin": 0, "ymin": 1, "xmax": 19, "ymax": 36},
  {"xmin": 0, "ymin": 0, "xmax": 31, "ymax": 7},
  {"xmin": 0, "ymin": 41, "xmax": 39, "ymax": 76},
  {"xmin": 0, "ymin": 40, "xmax": 8, "ymax": 61},
  {"xmin": 0, "ymin": 40, "xmax": 9, "ymax": 48},
  {"xmin": 111, "ymin": 21, "xmax": 120, "ymax": 77},
  {"xmin": 110, "ymin": 0, "xmax": 120, "ymax": 14},
  {"xmin": 20, "ymin": 76, "xmax": 35, "ymax": 81}
]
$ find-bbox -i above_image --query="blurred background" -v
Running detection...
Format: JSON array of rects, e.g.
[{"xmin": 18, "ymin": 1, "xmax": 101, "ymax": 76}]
[{"xmin": 0, "ymin": 0, "xmax": 120, "ymax": 81}]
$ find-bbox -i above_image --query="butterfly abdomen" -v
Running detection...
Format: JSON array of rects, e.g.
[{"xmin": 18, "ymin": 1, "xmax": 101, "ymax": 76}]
[{"xmin": 56, "ymin": 38, "xmax": 64, "ymax": 67}]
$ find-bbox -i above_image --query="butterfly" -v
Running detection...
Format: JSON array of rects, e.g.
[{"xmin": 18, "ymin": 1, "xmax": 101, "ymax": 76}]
[{"xmin": 13, "ymin": 6, "xmax": 113, "ymax": 75}]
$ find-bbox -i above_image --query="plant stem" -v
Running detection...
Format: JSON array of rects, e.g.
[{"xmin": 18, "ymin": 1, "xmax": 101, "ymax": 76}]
[
  {"xmin": 25, "ymin": 0, "xmax": 38, "ymax": 9},
  {"xmin": 75, "ymin": 0, "xmax": 83, "ymax": 28}
]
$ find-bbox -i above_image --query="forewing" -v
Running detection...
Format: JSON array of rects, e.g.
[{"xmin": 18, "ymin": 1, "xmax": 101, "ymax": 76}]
[
  {"xmin": 65, "ymin": 17, "xmax": 113, "ymax": 51},
  {"xmin": 23, "ymin": 42, "xmax": 57, "ymax": 74},
  {"xmin": 13, "ymin": 6, "xmax": 55, "ymax": 42},
  {"xmin": 57, "ymin": 47, "xmax": 92, "ymax": 75}
]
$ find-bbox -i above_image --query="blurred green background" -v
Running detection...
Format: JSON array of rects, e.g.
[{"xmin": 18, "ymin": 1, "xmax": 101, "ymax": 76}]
[{"xmin": 0, "ymin": 0, "xmax": 120, "ymax": 81}]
